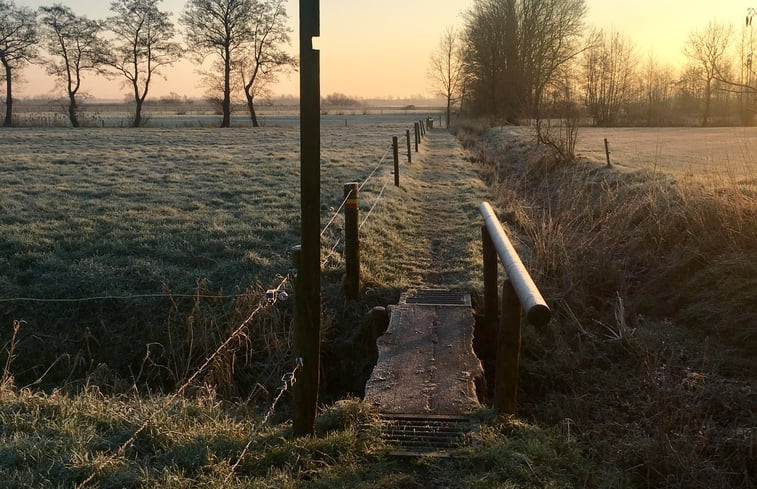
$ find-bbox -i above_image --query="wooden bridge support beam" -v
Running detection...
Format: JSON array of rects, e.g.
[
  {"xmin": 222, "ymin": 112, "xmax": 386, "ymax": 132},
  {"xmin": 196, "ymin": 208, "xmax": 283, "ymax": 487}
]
[{"xmin": 494, "ymin": 280, "xmax": 522, "ymax": 415}]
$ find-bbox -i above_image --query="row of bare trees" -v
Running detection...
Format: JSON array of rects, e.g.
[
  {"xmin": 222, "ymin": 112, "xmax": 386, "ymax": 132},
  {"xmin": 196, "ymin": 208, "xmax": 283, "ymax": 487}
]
[
  {"xmin": 0, "ymin": 0, "xmax": 294, "ymax": 128},
  {"xmin": 429, "ymin": 0, "xmax": 757, "ymax": 129}
]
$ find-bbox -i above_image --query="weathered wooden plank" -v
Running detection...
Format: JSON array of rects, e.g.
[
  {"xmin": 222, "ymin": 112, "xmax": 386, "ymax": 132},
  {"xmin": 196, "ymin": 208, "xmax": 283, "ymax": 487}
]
[{"xmin": 365, "ymin": 300, "xmax": 483, "ymax": 416}]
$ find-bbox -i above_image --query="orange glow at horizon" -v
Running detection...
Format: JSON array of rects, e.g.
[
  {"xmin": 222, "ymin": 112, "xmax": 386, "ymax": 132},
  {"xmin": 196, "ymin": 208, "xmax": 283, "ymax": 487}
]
[{"xmin": 12, "ymin": 0, "xmax": 756, "ymax": 101}]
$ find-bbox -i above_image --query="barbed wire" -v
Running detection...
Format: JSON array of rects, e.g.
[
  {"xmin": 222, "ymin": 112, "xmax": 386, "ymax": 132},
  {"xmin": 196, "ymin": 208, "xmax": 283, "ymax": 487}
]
[
  {"xmin": 0, "ymin": 293, "xmax": 244, "ymax": 303},
  {"xmin": 225, "ymin": 357, "xmax": 303, "ymax": 482},
  {"xmin": 74, "ymin": 274, "xmax": 291, "ymax": 489}
]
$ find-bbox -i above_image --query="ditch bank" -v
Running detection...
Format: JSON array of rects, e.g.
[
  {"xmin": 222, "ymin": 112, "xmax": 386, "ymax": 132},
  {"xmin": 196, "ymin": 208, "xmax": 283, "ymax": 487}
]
[{"xmin": 456, "ymin": 123, "xmax": 755, "ymax": 488}]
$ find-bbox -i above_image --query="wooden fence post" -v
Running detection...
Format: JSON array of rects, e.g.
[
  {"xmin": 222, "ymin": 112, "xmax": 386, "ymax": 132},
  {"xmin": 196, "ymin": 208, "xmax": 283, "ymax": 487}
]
[
  {"xmin": 604, "ymin": 138, "xmax": 612, "ymax": 167},
  {"xmin": 414, "ymin": 123, "xmax": 419, "ymax": 152},
  {"xmin": 406, "ymin": 129, "xmax": 412, "ymax": 163},
  {"xmin": 392, "ymin": 136, "xmax": 400, "ymax": 187},
  {"xmin": 494, "ymin": 279, "xmax": 522, "ymax": 415},
  {"xmin": 343, "ymin": 182, "xmax": 360, "ymax": 300}
]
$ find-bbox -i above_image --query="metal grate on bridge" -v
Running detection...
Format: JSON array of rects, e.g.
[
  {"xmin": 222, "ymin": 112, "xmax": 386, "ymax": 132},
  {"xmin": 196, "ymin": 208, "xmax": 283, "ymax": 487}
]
[
  {"xmin": 376, "ymin": 414, "xmax": 480, "ymax": 456},
  {"xmin": 400, "ymin": 289, "xmax": 472, "ymax": 307}
]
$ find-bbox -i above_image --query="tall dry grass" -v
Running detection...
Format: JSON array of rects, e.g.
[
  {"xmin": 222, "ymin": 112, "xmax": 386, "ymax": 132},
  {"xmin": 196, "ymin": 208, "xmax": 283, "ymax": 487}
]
[{"xmin": 474, "ymin": 127, "xmax": 755, "ymax": 488}]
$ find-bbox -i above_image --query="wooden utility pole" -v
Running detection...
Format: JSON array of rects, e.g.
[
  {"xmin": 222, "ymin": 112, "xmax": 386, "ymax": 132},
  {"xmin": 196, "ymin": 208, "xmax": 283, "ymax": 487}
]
[{"xmin": 293, "ymin": 0, "xmax": 321, "ymax": 437}]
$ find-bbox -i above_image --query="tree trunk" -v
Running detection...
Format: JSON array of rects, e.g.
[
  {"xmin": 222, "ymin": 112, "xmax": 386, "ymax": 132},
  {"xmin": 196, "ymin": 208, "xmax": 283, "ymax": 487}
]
[
  {"xmin": 703, "ymin": 79, "xmax": 711, "ymax": 126},
  {"xmin": 245, "ymin": 90, "xmax": 259, "ymax": 127},
  {"xmin": 222, "ymin": 48, "xmax": 231, "ymax": 128},
  {"xmin": 3, "ymin": 62, "xmax": 12, "ymax": 127},
  {"xmin": 68, "ymin": 92, "xmax": 79, "ymax": 128},
  {"xmin": 446, "ymin": 96, "xmax": 451, "ymax": 129},
  {"xmin": 134, "ymin": 98, "xmax": 143, "ymax": 128}
]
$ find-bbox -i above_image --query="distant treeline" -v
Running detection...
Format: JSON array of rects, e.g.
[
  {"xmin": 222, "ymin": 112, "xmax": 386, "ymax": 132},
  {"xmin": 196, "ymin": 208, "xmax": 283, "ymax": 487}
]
[{"xmin": 432, "ymin": 0, "xmax": 756, "ymax": 127}]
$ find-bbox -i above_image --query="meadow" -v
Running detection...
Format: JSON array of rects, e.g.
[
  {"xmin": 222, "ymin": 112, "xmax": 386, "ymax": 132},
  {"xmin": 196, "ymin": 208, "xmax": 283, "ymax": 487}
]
[
  {"xmin": 0, "ymin": 120, "xmax": 422, "ymax": 389},
  {"xmin": 0, "ymin": 118, "xmax": 754, "ymax": 487}
]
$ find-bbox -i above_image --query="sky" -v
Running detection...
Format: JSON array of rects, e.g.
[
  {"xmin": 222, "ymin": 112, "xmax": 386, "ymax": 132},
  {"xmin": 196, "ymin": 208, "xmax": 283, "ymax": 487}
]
[{"xmin": 13, "ymin": 0, "xmax": 757, "ymax": 101}]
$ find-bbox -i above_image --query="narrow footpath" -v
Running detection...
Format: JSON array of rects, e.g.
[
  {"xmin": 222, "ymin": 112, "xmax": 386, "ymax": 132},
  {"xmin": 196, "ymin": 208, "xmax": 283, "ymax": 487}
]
[{"xmin": 361, "ymin": 127, "xmax": 490, "ymax": 291}]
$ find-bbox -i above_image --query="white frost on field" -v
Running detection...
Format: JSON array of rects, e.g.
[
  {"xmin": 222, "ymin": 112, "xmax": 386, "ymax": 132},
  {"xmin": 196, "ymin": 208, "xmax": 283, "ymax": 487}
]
[
  {"xmin": 0, "ymin": 118, "xmax": 426, "ymax": 300},
  {"xmin": 489, "ymin": 126, "xmax": 756, "ymax": 180},
  {"xmin": 577, "ymin": 127, "xmax": 757, "ymax": 179}
]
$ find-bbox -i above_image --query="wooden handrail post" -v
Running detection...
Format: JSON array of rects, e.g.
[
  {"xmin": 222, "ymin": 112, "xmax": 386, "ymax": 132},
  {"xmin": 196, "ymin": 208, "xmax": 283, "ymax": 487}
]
[
  {"xmin": 494, "ymin": 279, "xmax": 522, "ymax": 415},
  {"xmin": 392, "ymin": 136, "xmax": 400, "ymax": 187},
  {"xmin": 343, "ymin": 182, "xmax": 360, "ymax": 300},
  {"xmin": 406, "ymin": 129, "xmax": 412, "ymax": 163}
]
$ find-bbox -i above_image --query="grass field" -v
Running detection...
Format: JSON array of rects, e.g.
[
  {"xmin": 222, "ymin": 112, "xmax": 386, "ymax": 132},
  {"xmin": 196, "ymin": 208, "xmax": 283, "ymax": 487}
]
[
  {"xmin": 0, "ymin": 121, "xmax": 423, "ymax": 388},
  {"xmin": 1, "ymin": 119, "xmax": 754, "ymax": 488}
]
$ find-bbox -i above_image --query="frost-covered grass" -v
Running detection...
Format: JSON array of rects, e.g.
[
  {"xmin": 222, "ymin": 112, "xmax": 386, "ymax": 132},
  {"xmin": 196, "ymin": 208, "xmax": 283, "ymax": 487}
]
[
  {"xmin": 0, "ymin": 123, "xmax": 600, "ymax": 489},
  {"xmin": 0, "ymin": 121, "xmax": 422, "ymax": 386},
  {"xmin": 0, "ymin": 388, "xmax": 591, "ymax": 489}
]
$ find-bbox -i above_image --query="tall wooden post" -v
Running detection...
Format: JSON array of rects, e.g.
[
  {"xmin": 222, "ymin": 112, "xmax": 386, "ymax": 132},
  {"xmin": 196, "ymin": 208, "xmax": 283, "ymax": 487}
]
[
  {"xmin": 406, "ymin": 129, "xmax": 412, "ymax": 163},
  {"xmin": 414, "ymin": 123, "xmax": 419, "ymax": 152},
  {"xmin": 293, "ymin": 0, "xmax": 321, "ymax": 437},
  {"xmin": 494, "ymin": 279, "xmax": 522, "ymax": 415},
  {"xmin": 392, "ymin": 136, "xmax": 400, "ymax": 187},
  {"xmin": 343, "ymin": 183, "xmax": 359, "ymax": 300}
]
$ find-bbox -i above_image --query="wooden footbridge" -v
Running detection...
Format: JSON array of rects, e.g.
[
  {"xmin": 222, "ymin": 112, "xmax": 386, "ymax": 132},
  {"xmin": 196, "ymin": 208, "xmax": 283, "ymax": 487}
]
[{"xmin": 363, "ymin": 202, "xmax": 551, "ymax": 455}]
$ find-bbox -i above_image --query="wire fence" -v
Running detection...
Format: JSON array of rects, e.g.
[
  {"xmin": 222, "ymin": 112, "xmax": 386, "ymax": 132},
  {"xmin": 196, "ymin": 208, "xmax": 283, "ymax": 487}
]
[
  {"xmin": 319, "ymin": 120, "xmax": 429, "ymax": 267},
  {"xmin": 74, "ymin": 273, "xmax": 297, "ymax": 488},
  {"xmin": 8, "ymin": 117, "xmax": 433, "ymax": 487}
]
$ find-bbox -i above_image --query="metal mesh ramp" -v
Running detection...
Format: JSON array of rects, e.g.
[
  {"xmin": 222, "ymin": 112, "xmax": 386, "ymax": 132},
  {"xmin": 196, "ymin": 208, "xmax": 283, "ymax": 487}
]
[{"xmin": 377, "ymin": 414, "xmax": 480, "ymax": 456}]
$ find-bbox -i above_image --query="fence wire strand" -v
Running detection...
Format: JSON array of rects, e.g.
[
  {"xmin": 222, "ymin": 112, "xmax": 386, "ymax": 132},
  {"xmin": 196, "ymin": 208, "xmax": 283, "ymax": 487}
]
[
  {"xmin": 320, "ymin": 193, "xmax": 350, "ymax": 238},
  {"xmin": 225, "ymin": 358, "xmax": 302, "ymax": 482},
  {"xmin": 358, "ymin": 145, "xmax": 392, "ymax": 191},
  {"xmin": 75, "ymin": 274, "xmax": 292, "ymax": 489},
  {"xmin": 0, "ymin": 293, "xmax": 243, "ymax": 303},
  {"xmin": 360, "ymin": 180, "xmax": 390, "ymax": 231}
]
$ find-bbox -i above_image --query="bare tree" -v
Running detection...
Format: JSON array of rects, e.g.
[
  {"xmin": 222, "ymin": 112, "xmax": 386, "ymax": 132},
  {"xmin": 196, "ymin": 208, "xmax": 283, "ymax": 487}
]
[
  {"xmin": 182, "ymin": 0, "xmax": 255, "ymax": 128},
  {"xmin": 0, "ymin": 0, "xmax": 37, "ymax": 127},
  {"xmin": 462, "ymin": 0, "xmax": 587, "ymax": 133},
  {"xmin": 520, "ymin": 0, "xmax": 587, "ymax": 141},
  {"xmin": 683, "ymin": 21, "xmax": 733, "ymax": 126},
  {"xmin": 583, "ymin": 29, "xmax": 636, "ymax": 126},
  {"xmin": 428, "ymin": 27, "xmax": 464, "ymax": 128},
  {"xmin": 38, "ymin": 5, "xmax": 106, "ymax": 127},
  {"xmin": 463, "ymin": 0, "xmax": 521, "ymax": 120},
  {"xmin": 641, "ymin": 52, "xmax": 675, "ymax": 126},
  {"xmin": 105, "ymin": 0, "xmax": 180, "ymax": 128},
  {"xmin": 239, "ymin": 0, "xmax": 295, "ymax": 127}
]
